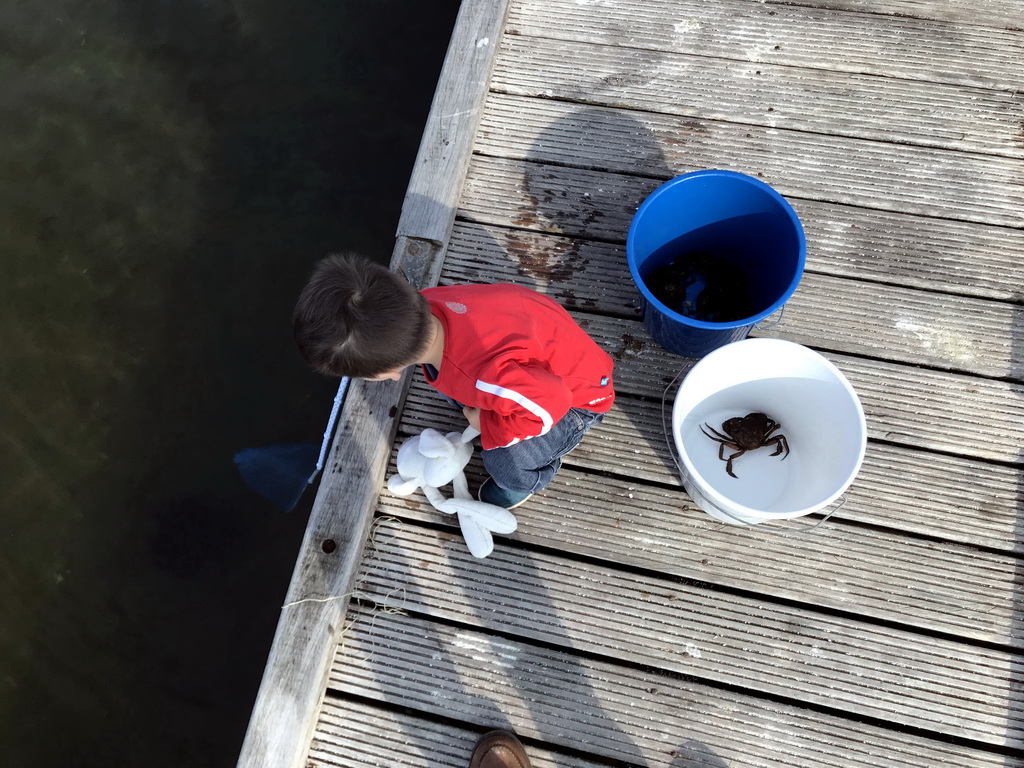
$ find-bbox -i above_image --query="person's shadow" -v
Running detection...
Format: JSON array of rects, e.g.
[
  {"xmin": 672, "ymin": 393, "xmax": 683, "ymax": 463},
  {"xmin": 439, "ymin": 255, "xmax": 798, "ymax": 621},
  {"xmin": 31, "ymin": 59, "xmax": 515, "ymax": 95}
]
[
  {"xmin": 453, "ymin": 101, "xmax": 696, "ymax": 488},
  {"xmin": 368, "ymin": 205, "xmax": 654, "ymax": 763},
  {"xmin": 390, "ymin": 102, "xmax": 732, "ymax": 763}
]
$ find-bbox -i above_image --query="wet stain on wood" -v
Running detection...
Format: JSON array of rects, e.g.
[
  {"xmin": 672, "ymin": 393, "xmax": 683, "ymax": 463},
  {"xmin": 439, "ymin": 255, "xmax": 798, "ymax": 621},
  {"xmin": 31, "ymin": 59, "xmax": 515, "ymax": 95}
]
[{"xmin": 615, "ymin": 333, "xmax": 647, "ymax": 360}]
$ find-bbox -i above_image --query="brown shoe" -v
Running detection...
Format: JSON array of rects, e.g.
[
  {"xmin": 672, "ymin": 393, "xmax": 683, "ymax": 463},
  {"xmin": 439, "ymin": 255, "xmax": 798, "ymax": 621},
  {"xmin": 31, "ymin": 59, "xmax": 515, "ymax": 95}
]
[{"xmin": 469, "ymin": 730, "xmax": 531, "ymax": 768}]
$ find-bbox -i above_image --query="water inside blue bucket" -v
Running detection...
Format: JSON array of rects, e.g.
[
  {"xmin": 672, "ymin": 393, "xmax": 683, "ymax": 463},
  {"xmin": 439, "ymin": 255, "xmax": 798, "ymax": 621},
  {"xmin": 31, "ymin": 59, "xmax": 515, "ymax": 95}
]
[
  {"xmin": 642, "ymin": 211, "xmax": 801, "ymax": 323},
  {"xmin": 644, "ymin": 248, "xmax": 754, "ymax": 324}
]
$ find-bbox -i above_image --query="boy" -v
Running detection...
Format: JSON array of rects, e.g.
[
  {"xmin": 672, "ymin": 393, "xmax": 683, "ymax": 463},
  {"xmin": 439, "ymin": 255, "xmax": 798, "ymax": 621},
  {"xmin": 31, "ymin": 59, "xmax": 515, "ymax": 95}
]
[{"xmin": 293, "ymin": 253, "xmax": 615, "ymax": 508}]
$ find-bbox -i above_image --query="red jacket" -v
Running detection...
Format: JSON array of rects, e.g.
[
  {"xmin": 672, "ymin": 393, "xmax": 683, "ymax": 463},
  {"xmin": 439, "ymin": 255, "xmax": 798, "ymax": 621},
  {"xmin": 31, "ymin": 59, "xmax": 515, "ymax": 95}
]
[{"xmin": 421, "ymin": 284, "xmax": 615, "ymax": 450}]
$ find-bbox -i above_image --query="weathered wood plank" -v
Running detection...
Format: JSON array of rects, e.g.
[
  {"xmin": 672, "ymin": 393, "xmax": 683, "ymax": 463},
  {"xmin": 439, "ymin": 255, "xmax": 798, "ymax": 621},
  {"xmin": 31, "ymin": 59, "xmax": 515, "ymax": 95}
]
[
  {"xmin": 759, "ymin": 274, "xmax": 1023, "ymax": 380},
  {"xmin": 454, "ymin": 178, "xmax": 1024, "ymax": 302},
  {"xmin": 471, "ymin": 94, "xmax": 1024, "ymax": 228},
  {"xmin": 444, "ymin": 221, "xmax": 1024, "ymax": 379},
  {"xmin": 492, "ymin": 34, "xmax": 1024, "ymax": 157},
  {"xmin": 507, "ymin": 0, "xmax": 1024, "ymax": 89},
  {"xmin": 820, "ymin": 442, "xmax": 1024, "ymax": 551},
  {"xmin": 450, "ymin": 215, "xmax": 1024, "ymax": 309},
  {"xmin": 787, "ymin": 202, "xmax": 1024, "ymax": 301},
  {"xmin": 311, "ymin": 697, "xmax": 603, "ymax": 768},
  {"xmin": 353, "ymin": 521, "xmax": 1023, "ymax": 745},
  {"xmin": 396, "ymin": 0, "xmax": 512, "ymax": 249},
  {"xmin": 400, "ymin": 307, "xmax": 1024, "ymax": 464},
  {"xmin": 761, "ymin": 0, "xmax": 1024, "ymax": 29},
  {"xmin": 331, "ymin": 607, "xmax": 1010, "ymax": 768},
  {"xmin": 400, "ymin": 382, "xmax": 1024, "ymax": 553},
  {"xmin": 476, "ymin": 310, "xmax": 1024, "ymax": 465},
  {"xmin": 390, "ymin": 397, "xmax": 1023, "ymax": 646},
  {"xmin": 838, "ymin": 353, "xmax": 1024, "ymax": 464}
]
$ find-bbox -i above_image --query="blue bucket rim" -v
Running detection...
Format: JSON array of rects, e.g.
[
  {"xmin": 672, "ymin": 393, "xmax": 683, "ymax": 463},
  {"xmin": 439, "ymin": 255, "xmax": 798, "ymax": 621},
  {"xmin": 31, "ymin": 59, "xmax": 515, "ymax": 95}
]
[{"xmin": 626, "ymin": 169, "xmax": 806, "ymax": 330}]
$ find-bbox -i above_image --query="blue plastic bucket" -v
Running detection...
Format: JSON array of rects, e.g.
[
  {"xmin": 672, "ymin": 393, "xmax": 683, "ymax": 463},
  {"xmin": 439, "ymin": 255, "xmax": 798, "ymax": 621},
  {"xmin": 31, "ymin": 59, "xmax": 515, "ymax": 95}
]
[{"xmin": 626, "ymin": 170, "xmax": 805, "ymax": 358}]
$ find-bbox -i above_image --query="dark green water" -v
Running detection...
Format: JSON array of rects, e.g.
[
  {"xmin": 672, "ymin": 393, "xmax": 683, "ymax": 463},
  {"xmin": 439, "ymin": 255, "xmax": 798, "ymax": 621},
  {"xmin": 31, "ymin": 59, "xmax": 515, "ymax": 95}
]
[{"xmin": 0, "ymin": 1, "xmax": 459, "ymax": 765}]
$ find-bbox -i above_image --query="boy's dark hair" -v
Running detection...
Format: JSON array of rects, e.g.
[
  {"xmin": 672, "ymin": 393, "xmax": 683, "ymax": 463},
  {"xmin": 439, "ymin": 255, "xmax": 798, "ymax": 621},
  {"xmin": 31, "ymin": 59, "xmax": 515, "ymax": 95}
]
[{"xmin": 293, "ymin": 253, "xmax": 433, "ymax": 378}]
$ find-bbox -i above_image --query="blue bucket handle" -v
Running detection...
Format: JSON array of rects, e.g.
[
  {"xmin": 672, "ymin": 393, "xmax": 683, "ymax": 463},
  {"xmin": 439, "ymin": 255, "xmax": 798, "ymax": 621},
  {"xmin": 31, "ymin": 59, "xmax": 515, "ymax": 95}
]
[{"xmin": 752, "ymin": 304, "xmax": 786, "ymax": 331}]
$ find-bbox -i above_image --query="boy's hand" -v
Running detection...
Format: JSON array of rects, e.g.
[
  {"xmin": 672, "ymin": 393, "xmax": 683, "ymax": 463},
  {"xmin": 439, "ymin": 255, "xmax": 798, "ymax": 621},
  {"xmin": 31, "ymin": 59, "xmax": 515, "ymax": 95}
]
[{"xmin": 462, "ymin": 406, "xmax": 481, "ymax": 431}]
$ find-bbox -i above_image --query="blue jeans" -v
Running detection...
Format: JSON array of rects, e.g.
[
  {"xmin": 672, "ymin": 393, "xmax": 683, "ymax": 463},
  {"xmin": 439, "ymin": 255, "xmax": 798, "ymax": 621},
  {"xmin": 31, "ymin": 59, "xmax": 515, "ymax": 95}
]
[{"xmin": 482, "ymin": 408, "xmax": 605, "ymax": 494}]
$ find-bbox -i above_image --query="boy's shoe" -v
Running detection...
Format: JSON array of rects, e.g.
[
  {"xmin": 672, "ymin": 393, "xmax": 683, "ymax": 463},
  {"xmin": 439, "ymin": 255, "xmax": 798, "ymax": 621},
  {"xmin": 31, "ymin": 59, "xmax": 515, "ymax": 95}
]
[
  {"xmin": 469, "ymin": 730, "xmax": 532, "ymax": 768},
  {"xmin": 478, "ymin": 478, "xmax": 533, "ymax": 510}
]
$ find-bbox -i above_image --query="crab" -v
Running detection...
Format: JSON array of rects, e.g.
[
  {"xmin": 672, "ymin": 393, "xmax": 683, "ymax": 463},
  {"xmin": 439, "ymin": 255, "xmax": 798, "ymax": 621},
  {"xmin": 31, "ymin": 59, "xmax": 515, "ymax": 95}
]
[{"xmin": 700, "ymin": 412, "xmax": 790, "ymax": 478}]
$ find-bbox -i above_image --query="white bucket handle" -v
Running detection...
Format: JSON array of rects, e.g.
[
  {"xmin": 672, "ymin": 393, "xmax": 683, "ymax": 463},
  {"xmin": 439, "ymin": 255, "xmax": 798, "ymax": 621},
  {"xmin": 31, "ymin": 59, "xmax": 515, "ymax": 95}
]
[
  {"xmin": 661, "ymin": 366, "xmax": 839, "ymax": 534},
  {"xmin": 700, "ymin": 495, "xmax": 846, "ymax": 534}
]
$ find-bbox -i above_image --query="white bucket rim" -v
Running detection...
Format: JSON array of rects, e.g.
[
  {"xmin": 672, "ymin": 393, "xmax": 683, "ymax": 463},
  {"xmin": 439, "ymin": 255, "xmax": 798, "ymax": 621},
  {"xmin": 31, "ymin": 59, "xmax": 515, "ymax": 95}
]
[{"xmin": 672, "ymin": 338, "xmax": 867, "ymax": 520}]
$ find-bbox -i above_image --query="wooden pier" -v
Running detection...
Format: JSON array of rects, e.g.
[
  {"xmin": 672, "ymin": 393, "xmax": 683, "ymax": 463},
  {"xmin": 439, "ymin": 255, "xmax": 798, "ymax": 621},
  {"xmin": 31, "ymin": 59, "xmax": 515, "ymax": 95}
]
[{"xmin": 239, "ymin": 0, "xmax": 1024, "ymax": 766}]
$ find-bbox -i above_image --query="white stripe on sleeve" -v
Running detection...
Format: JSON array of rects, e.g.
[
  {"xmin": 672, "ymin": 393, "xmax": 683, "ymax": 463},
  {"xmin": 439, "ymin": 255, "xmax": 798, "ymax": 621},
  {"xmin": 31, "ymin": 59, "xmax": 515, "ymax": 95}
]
[{"xmin": 475, "ymin": 379, "xmax": 554, "ymax": 442}]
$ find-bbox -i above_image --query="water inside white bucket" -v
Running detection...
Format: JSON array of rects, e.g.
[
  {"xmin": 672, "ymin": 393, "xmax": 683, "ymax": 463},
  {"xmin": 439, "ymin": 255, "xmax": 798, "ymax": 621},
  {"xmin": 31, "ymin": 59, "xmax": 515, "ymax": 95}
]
[
  {"xmin": 679, "ymin": 376, "xmax": 859, "ymax": 513},
  {"xmin": 673, "ymin": 339, "xmax": 866, "ymax": 523}
]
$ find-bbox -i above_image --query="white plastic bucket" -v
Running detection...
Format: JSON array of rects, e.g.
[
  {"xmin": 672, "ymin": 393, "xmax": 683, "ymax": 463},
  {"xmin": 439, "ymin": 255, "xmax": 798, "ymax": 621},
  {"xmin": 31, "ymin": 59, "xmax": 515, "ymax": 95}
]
[{"xmin": 672, "ymin": 338, "xmax": 866, "ymax": 525}]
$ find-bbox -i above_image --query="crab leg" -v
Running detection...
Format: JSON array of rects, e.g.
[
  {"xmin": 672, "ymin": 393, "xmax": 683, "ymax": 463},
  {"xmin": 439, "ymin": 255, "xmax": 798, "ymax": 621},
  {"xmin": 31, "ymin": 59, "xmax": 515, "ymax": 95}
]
[
  {"xmin": 766, "ymin": 434, "xmax": 790, "ymax": 459},
  {"xmin": 701, "ymin": 423, "xmax": 732, "ymax": 442},
  {"xmin": 724, "ymin": 449, "xmax": 746, "ymax": 478}
]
